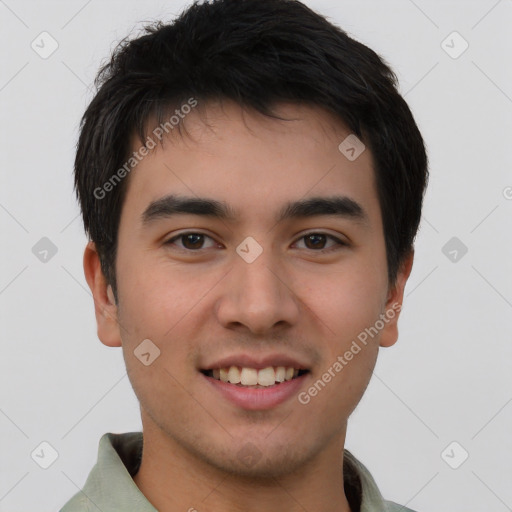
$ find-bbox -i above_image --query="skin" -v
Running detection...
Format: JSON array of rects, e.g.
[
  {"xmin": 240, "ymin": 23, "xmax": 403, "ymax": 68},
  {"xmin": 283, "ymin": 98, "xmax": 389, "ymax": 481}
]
[{"xmin": 84, "ymin": 100, "xmax": 413, "ymax": 512}]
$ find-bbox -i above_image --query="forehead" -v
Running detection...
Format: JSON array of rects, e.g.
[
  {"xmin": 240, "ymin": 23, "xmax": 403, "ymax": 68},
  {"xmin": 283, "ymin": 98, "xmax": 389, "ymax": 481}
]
[{"xmin": 119, "ymin": 100, "xmax": 380, "ymax": 230}]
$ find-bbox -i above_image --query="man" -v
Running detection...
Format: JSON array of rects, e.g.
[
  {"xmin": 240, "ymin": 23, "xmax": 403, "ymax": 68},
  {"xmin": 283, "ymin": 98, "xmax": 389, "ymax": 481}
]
[{"xmin": 61, "ymin": 0, "xmax": 428, "ymax": 510}]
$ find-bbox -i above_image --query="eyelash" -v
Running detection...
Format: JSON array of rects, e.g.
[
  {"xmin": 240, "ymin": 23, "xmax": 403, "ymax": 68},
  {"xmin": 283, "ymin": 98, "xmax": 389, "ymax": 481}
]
[{"xmin": 164, "ymin": 231, "xmax": 349, "ymax": 254}]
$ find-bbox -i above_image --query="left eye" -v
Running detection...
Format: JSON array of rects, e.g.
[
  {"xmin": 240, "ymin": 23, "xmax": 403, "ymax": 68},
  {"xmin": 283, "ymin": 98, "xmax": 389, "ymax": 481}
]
[
  {"xmin": 164, "ymin": 232, "xmax": 347, "ymax": 252},
  {"xmin": 294, "ymin": 233, "xmax": 347, "ymax": 252}
]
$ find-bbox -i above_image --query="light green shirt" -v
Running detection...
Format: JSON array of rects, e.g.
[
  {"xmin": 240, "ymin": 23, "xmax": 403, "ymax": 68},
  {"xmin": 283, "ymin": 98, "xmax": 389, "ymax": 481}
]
[{"xmin": 59, "ymin": 432, "xmax": 417, "ymax": 512}]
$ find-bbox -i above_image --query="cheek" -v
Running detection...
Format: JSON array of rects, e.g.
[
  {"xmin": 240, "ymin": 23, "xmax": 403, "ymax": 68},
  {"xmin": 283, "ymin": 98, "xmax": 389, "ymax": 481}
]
[
  {"xmin": 116, "ymin": 267, "xmax": 200, "ymax": 413},
  {"xmin": 302, "ymin": 265, "xmax": 387, "ymax": 341},
  {"xmin": 298, "ymin": 262, "xmax": 386, "ymax": 407},
  {"xmin": 115, "ymin": 257, "xmax": 210, "ymax": 382},
  {"xmin": 116, "ymin": 248, "xmax": 193, "ymax": 336},
  {"xmin": 300, "ymin": 279, "xmax": 382, "ymax": 417}
]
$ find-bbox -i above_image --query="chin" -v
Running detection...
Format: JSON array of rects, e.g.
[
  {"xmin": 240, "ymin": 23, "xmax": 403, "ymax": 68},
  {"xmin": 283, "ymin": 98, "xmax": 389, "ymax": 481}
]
[{"xmin": 197, "ymin": 440, "xmax": 317, "ymax": 480}]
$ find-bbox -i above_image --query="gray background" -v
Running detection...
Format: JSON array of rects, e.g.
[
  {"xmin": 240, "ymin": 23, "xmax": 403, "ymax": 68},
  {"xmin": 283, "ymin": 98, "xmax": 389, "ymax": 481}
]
[{"xmin": 1, "ymin": 0, "xmax": 511, "ymax": 510}]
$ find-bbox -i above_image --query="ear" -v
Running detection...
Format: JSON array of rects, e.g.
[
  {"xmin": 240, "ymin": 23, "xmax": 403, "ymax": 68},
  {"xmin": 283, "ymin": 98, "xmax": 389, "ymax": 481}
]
[
  {"xmin": 83, "ymin": 241, "xmax": 122, "ymax": 347},
  {"xmin": 379, "ymin": 250, "xmax": 414, "ymax": 348}
]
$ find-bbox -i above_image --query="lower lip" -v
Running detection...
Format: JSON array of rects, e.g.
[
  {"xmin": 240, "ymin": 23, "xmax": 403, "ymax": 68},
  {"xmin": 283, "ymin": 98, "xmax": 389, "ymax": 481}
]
[{"xmin": 201, "ymin": 372, "xmax": 309, "ymax": 411}]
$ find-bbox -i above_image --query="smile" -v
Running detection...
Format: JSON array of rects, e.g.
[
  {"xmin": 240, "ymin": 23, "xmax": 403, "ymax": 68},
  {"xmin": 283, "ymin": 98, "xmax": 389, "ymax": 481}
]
[{"xmin": 201, "ymin": 366, "xmax": 310, "ymax": 388}]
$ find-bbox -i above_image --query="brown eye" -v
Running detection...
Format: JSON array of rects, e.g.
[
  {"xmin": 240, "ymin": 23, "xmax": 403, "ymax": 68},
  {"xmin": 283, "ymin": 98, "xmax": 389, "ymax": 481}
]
[
  {"xmin": 165, "ymin": 232, "xmax": 216, "ymax": 251},
  {"xmin": 304, "ymin": 234, "xmax": 328, "ymax": 249},
  {"xmin": 294, "ymin": 233, "xmax": 348, "ymax": 252},
  {"xmin": 181, "ymin": 233, "xmax": 205, "ymax": 249}
]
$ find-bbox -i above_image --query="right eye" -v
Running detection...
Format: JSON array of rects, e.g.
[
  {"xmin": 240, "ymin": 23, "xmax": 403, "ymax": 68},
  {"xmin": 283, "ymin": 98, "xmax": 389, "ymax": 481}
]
[{"xmin": 164, "ymin": 232, "xmax": 219, "ymax": 251}]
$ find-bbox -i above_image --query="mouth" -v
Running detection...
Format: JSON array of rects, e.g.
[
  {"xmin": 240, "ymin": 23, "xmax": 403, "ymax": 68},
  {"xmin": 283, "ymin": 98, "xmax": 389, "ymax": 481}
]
[{"xmin": 200, "ymin": 366, "xmax": 310, "ymax": 388}]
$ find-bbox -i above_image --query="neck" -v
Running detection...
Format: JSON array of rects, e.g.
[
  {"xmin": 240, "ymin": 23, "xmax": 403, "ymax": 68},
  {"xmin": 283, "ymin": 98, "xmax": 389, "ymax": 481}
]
[{"xmin": 133, "ymin": 419, "xmax": 353, "ymax": 512}]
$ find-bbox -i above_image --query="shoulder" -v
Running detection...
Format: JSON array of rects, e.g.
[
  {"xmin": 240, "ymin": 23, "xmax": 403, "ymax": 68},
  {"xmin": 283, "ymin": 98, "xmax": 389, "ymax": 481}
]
[
  {"xmin": 344, "ymin": 450, "xmax": 419, "ymax": 512},
  {"xmin": 383, "ymin": 500, "xmax": 418, "ymax": 512},
  {"xmin": 59, "ymin": 494, "xmax": 92, "ymax": 512}
]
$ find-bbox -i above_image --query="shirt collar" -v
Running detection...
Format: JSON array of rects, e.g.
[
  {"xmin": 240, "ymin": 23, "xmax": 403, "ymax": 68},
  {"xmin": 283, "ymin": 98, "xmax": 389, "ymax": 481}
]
[{"xmin": 61, "ymin": 431, "xmax": 391, "ymax": 512}]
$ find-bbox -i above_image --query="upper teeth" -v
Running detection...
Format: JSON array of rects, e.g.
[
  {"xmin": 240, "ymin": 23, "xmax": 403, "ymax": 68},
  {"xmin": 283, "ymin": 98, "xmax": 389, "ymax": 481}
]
[{"xmin": 212, "ymin": 366, "xmax": 300, "ymax": 386}]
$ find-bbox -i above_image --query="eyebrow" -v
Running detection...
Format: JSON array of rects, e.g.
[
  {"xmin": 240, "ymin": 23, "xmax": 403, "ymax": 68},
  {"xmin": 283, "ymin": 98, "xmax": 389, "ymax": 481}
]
[{"xmin": 141, "ymin": 194, "xmax": 369, "ymax": 226}]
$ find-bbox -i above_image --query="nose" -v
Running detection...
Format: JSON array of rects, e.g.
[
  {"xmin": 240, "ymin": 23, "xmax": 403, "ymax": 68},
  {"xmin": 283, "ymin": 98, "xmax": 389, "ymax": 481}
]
[{"xmin": 215, "ymin": 245, "xmax": 301, "ymax": 335}]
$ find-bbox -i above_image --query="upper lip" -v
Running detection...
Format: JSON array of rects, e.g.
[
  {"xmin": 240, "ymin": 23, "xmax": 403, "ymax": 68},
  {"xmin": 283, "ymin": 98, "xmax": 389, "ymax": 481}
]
[{"xmin": 201, "ymin": 353, "xmax": 310, "ymax": 371}]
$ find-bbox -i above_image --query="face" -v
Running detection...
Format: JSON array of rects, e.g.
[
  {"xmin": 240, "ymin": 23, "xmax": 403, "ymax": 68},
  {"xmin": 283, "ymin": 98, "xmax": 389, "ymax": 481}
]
[{"xmin": 85, "ymin": 100, "xmax": 412, "ymax": 478}]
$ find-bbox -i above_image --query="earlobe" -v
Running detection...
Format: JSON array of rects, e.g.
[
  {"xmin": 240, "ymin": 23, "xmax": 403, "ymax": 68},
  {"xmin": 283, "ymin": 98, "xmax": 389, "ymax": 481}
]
[
  {"xmin": 379, "ymin": 250, "xmax": 414, "ymax": 348},
  {"xmin": 83, "ymin": 241, "xmax": 122, "ymax": 348}
]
